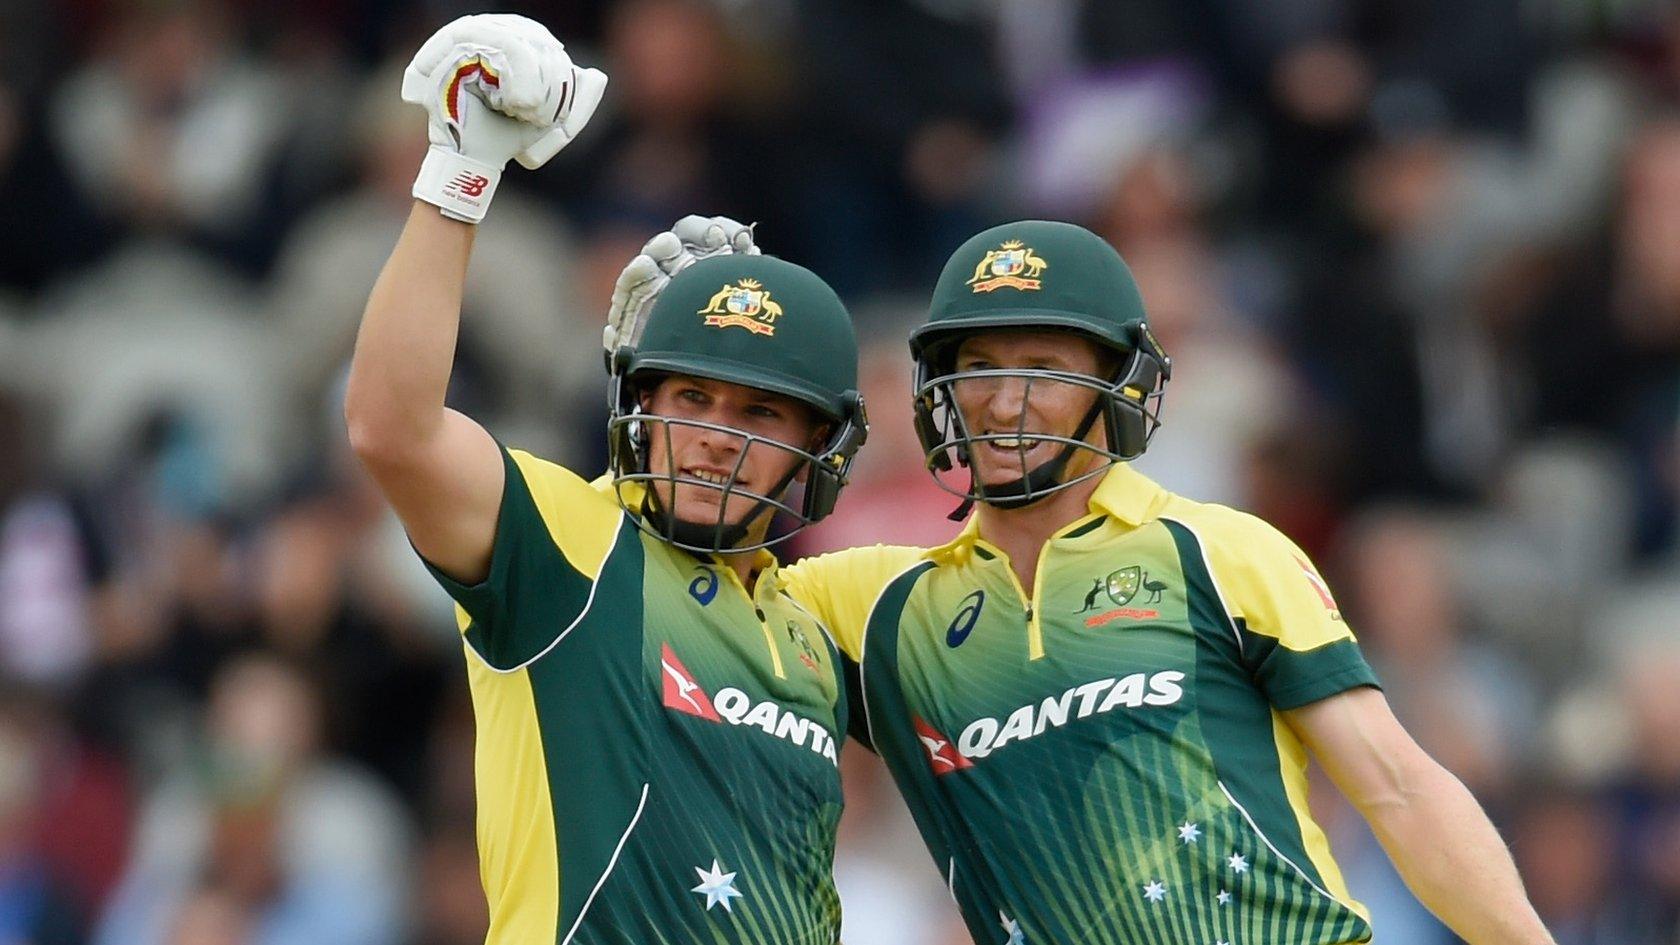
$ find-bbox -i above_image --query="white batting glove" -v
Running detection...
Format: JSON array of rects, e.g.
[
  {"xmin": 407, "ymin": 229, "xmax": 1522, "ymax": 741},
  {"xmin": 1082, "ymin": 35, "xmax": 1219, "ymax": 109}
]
[
  {"xmin": 402, "ymin": 13, "xmax": 607, "ymax": 223},
  {"xmin": 604, "ymin": 215, "xmax": 760, "ymax": 354}
]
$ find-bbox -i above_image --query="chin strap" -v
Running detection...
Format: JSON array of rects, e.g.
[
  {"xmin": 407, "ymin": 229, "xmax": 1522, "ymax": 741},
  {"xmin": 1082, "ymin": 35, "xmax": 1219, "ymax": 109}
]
[{"xmin": 949, "ymin": 395, "xmax": 1107, "ymax": 520}]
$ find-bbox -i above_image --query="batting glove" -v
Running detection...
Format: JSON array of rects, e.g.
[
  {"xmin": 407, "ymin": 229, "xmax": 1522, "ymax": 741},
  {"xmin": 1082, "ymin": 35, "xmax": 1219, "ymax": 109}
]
[
  {"xmin": 402, "ymin": 13, "xmax": 607, "ymax": 223},
  {"xmin": 604, "ymin": 215, "xmax": 760, "ymax": 353}
]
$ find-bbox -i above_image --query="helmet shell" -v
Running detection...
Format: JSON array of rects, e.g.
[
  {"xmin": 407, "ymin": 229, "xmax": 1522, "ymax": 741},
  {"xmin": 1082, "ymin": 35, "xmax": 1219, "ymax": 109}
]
[
  {"xmin": 629, "ymin": 254, "xmax": 858, "ymax": 420},
  {"xmin": 910, "ymin": 220, "xmax": 1153, "ymax": 365}
]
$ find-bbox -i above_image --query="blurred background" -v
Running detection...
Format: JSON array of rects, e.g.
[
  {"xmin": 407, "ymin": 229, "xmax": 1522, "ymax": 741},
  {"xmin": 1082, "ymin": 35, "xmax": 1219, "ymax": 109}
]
[{"xmin": 0, "ymin": 0, "xmax": 1677, "ymax": 942}]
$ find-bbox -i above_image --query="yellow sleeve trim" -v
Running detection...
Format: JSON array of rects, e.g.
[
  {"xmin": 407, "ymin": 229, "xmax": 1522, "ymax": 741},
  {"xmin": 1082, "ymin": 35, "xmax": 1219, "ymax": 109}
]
[
  {"xmin": 1167, "ymin": 499, "xmax": 1356, "ymax": 652},
  {"xmin": 508, "ymin": 450, "xmax": 621, "ymax": 580}
]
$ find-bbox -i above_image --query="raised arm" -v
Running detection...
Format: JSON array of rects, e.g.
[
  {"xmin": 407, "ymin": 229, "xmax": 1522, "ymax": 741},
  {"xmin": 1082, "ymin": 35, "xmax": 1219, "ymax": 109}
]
[{"xmin": 343, "ymin": 14, "xmax": 605, "ymax": 583}]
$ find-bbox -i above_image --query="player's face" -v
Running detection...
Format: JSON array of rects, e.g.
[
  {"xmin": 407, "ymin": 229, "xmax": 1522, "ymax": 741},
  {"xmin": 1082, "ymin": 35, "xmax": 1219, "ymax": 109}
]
[
  {"xmin": 641, "ymin": 375, "xmax": 825, "ymax": 533},
  {"xmin": 950, "ymin": 331, "xmax": 1112, "ymax": 488}
]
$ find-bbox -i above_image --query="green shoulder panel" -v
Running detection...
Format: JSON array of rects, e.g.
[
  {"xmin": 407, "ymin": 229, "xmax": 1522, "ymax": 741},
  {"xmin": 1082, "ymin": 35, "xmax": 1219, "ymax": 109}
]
[
  {"xmin": 422, "ymin": 447, "xmax": 611, "ymax": 670},
  {"xmin": 1164, "ymin": 517, "xmax": 1372, "ymax": 943}
]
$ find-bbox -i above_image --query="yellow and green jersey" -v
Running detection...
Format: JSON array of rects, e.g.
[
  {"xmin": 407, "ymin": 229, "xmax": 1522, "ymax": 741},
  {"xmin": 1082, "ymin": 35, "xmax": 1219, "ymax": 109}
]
[
  {"xmin": 422, "ymin": 446, "xmax": 848, "ymax": 945},
  {"xmin": 785, "ymin": 463, "xmax": 1378, "ymax": 945}
]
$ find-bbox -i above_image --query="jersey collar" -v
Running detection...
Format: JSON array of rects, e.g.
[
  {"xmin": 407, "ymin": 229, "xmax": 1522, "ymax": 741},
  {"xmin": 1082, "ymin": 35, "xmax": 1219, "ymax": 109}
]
[{"xmin": 923, "ymin": 462, "xmax": 1170, "ymax": 564}]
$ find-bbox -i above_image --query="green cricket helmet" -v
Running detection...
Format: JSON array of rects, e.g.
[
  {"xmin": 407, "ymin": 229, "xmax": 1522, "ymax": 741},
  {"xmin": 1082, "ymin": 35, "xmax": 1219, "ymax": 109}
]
[
  {"xmin": 607, "ymin": 253, "xmax": 867, "ymax": 553},
  {"xmin": 909, "ymin": 220, "xmax": 1171, "ymax": 510}
]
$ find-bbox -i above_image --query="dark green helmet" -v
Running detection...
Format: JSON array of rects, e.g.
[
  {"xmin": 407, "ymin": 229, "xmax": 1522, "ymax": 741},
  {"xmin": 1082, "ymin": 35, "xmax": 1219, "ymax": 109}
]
[
  {"xmin": 608, "ymin": 254, "xmax": 867, "ymax": 552},
  {"xmin": 910, "ymin": 221, "xmax": 1171, "ymax": 509}
]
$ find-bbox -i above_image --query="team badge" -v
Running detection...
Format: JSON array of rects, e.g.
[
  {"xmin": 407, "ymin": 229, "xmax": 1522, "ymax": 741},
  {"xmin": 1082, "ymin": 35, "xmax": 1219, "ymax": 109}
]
[
  {"xmin": 698, "ymin": 278, "xmax": 783, "ymax": 336},
  {"xmin": 967, "ymin": 240, "xmax": 1048, "ymax": 293},
  {"xmin": 1106, "ymin": 566, "xmax": 1142, "ymax": 606},
  {"xmin": 1081, "ymin": 566, "xmax": 1167, "ymax": 627},
  {"xmin": 785, "ymin": 621, "xmax": 821, "ymax": 672}
]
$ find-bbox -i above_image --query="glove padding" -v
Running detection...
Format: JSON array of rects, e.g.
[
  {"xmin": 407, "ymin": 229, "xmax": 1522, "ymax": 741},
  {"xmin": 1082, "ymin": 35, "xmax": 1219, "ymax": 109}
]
[
  {"xmin": 604, "ymin": 216, "xmax": 760, "ymax": 355},
  {"xmin": 403, "ymin": 14, "xmax": 607, "ymax": 222}
]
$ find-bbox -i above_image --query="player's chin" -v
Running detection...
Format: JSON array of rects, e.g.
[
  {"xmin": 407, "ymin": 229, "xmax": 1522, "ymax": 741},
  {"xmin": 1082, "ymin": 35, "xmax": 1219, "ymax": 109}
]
[{"xmin": 669, "ymin": 481, "xmax": 768, "ymax": 524}]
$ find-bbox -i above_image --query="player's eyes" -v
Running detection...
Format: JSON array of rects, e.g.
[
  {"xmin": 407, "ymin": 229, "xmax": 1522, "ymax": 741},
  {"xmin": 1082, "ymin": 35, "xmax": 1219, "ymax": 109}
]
[
  {"xmin": 746, "ymin": 405, "xmax": 781, "ymax": 420},
  {"xmin": 679, "ymin": 388, "xmax": 708, "ymax": 404}
]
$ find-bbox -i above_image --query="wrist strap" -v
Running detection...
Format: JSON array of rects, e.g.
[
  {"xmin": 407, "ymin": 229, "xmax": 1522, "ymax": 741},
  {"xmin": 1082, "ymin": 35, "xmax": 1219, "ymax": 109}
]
[{"xmin": 413, "ymin": 147, "xmax": 503, "ymax": 223}]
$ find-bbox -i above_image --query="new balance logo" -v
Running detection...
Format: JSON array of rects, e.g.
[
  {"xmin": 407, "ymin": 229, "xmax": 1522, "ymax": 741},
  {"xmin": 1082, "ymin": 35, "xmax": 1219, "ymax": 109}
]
[
  {"xmin": 661, "ymin": 643, "xmax": 721, "ymax": 721},
  {"xmin": 445, "ymin": 172, "xmax": 490, "ymax": 198},
  {"xmin": 914, "ymin": 717, "xmax": 973, "ymax": 775}
]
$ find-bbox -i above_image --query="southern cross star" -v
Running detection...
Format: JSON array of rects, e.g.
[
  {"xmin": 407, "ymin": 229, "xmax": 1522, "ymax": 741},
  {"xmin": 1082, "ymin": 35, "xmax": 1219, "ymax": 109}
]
[
  {"xmin": 1143, "ymin": 880, "xmax": 1167, "ymax": 903},
  {"xmin": 1227, "ymin": 852, "xmax": 1249, "ymax": 873},
  {"xmin": 691, "ymin": 859, "xmax": 743, "ymax": 912},
  {"xmin": 999, "ymin": 910, "xmax": 1024, "ymax": 945},
  {"xmin": 1178, "ymin": 821, "xmax": 1201, "ymax": 844},
  {"xmin": 1217, "ymin": 889, "xmax": 1233, "ymax": 905}
]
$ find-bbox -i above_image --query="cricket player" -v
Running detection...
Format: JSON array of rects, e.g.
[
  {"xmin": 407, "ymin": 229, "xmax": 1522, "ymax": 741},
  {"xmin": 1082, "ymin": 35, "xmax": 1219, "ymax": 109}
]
[
  {"xmin": 783, "ymin": 221, "xmax": 1555, "ymax": 944},
  {"xmin": 345, "ymin": 15, "xmax": 867, "ymax": 944}
]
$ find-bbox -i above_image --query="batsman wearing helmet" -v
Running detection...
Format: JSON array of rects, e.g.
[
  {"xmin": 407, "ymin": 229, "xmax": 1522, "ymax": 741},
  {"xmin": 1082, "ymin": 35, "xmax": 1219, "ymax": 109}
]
[
  {"xmin": 345, "ymin": 15, "xmax": 865, "ymax": 945},
  {"xmin": 783, "ymin": 221, "xmax": 1554, "ymax": 944}
]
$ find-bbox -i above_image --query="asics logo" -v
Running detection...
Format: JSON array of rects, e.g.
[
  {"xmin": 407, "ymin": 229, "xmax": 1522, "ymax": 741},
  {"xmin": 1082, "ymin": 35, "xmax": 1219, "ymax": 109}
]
[{"xmin": 946, "ymin": 590, "xmax": 984, "ymax": 648}]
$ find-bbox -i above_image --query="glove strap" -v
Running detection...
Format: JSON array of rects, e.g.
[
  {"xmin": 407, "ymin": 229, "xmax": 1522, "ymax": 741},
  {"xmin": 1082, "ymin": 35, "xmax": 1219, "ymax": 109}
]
[{"xmin": 413, "ymin": 146, "xmax": 504, "ymax": 223}]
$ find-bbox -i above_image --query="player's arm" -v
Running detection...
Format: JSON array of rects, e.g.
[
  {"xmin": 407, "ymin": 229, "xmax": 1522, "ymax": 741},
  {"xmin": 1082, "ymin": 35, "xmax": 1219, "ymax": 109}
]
[
  {"xmin": 347, "ymin": 208, "xmax": 502, "ymax": 582},
  {"xmin": 344, "ymin": 14, "xmax": 605, "ymax": 584},
  {"xmin": 1284, "ymin": 689, "xmax": 1555, "ymax": 945}
]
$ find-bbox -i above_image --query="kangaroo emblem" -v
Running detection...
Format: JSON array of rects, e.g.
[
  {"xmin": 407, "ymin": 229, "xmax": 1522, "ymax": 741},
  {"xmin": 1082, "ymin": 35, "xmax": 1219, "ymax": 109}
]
[{"xmin": 1077, "ymin": 578, "xmax": 1104, "ymax": 613}]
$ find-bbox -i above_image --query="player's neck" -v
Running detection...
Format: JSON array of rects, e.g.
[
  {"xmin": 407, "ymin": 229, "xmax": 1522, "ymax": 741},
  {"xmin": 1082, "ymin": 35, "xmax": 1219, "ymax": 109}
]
[
  {"xmin": 719, "ymin": 548, "xmax": 762, "ymax": 592},
  {"xmin": 974, "ymin": 472, "xmax": 1103, "ymax": 595}
]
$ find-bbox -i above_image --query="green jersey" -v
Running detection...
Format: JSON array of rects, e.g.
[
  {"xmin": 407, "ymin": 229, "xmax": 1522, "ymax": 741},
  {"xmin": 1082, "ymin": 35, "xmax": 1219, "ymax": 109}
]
[
  {"xmin": 785, "ymin": 463, "xmax": 1378, "ymax": 945},
  {"xmin": 423, "ymin": 446, "xmax": 847, "ymax": 945}
]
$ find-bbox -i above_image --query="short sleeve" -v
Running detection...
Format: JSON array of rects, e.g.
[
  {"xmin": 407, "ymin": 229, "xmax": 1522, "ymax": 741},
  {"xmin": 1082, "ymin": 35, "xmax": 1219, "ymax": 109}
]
[
  {"xmin": 420, "ymin": 446, "xmax": 623, "ymax": 669},
  {"xmin": 1203, "ymin": 511, "xmax": 1380, "ymax": 710},
  {"xmin": 781, "ymin": 545, "xmax": 927, "ymax": 660}
]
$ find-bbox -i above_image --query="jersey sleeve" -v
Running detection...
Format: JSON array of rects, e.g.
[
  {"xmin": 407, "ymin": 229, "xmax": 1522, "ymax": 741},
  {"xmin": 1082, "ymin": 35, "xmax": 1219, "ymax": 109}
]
[
  {"xmin": 420, "ymin": 445, "xmax": 624, "ymax": 669},
  {"xmin": 1203, "ymin": 511, "xmax": 1380, "ymax": 710},
  {"xmin": 781, "ymin": 545, "xmax": 928, "ymax": 661}
]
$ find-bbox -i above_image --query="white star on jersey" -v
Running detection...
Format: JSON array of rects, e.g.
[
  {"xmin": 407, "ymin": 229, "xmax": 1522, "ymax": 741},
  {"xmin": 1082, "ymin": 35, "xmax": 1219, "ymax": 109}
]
[
  {"xmin": 1216, "ymin": 940, "xmax": 1231, "ymax": 945},
  {"xmin": 1217, "ymin": 889, "xmax": 1232, "ymax": 905},
  {"xmin": 1178, "ymin": 821, "xmax": 1201, "ymax": 844},
  {"xmin": 999, "ymin": 910, "xmax": 1024, "ymax": 945},
  {"xmin": 1227, "ymin": 853, "xmax": 1249, "ymax": 874},
  {"xmin": 1143, "ymin": 881, "xmax": 1166, "ymax": 903},
  {"xmin": 691, "ymin": 860, "xmax": 743, "ymax": 912}
]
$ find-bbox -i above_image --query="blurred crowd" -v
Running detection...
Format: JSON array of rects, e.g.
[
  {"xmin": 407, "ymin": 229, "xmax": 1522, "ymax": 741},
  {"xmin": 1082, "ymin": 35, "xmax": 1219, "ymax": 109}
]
[{"xmin": 1, "ymin": 0, "xmax": 1679, "ymax": 943}]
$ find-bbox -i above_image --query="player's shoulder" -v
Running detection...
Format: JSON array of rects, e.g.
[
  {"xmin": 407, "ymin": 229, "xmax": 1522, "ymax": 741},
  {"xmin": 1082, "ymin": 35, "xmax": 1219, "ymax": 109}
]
[
  {"xmin": 503, "ymin": 448, "xmax": 624, "ymax": 559},
  {"xmin": 783, "ymin": 544, "xmax": 929, "ymax": 600},
  {"xmin": 1152, "ymin": 492, "xmax": 1321, "ymax": 606},
  {"xmin": 1156, "ymin": 492, "xmax": 1301, "ymax": 558}
]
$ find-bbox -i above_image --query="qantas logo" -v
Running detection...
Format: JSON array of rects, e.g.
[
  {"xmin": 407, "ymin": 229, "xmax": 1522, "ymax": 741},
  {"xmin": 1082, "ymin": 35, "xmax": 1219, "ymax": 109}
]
[
  {"xmin": 660, "ymin": 644, "xmax": 721, "ymax": 721},
  {"xmin": 914, "ymin": 717, "xmax": 972, "ymax": 775},
  {"xmin": 930, "ymin": 670, "xmax": 1186, "ymax": 766},
  {"xmin": 659, "ymin": 643, "xmax": 837, "ymax": 765},
  {"xmin": 1295, "ymin": 556, "xmax": 1342, "ymax": 620}
]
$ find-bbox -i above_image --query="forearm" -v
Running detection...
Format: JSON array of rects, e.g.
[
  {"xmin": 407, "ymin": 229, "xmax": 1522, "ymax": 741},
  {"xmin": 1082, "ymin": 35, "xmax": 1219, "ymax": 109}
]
[
  {"xmin": 1365, "ymin": 762, "xmax": 1552, "ymax": 944},
  {"xmin": 344, "ymin": 203, "xmax": 475, "ymax": 456}
]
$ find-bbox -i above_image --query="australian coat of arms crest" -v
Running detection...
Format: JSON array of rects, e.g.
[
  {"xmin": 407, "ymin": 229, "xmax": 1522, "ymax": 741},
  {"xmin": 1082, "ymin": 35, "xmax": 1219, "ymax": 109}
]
[
  {"xmin": 967, "ymin": 240, "xmax": 1048, "ymax": 293},
  {"xmin": 699, "ymin": 278, "xmax": 783, "ymax": 336}
]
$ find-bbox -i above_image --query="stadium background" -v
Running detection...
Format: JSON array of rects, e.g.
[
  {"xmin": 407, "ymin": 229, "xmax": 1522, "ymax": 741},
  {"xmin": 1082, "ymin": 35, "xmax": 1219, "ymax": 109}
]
[{"xmin": 0, "ymin": 0, "xmax": 1677, "ymax": 942}]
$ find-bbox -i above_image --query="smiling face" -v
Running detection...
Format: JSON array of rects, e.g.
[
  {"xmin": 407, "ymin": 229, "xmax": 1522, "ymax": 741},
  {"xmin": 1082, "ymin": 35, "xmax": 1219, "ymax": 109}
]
[
  {"xmin": 640, "ymin": 374, "xmax": 826, "ymax": 540},
  {"xmin": 948, "ymin": 330, "xmax": 1116, "ymax": 489}
]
